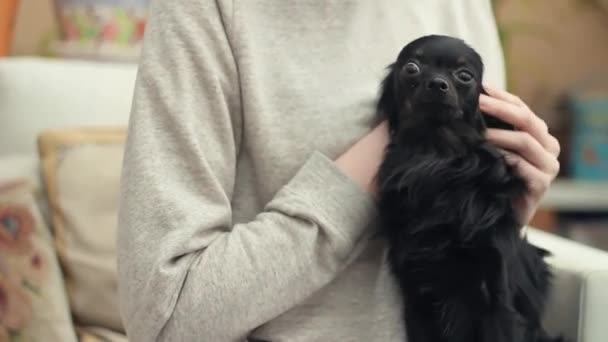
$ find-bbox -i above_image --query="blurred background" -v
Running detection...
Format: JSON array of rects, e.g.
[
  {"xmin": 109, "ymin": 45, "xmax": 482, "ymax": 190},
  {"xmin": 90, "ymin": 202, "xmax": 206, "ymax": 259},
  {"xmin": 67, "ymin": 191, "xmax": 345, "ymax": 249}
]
[
  {"xmin": 0, "ymin": 0, "xmax": 607, "ymax": 341},
  {"xmin": 493, "ymin": 0, "xmax": 608, "ymax": 251}
]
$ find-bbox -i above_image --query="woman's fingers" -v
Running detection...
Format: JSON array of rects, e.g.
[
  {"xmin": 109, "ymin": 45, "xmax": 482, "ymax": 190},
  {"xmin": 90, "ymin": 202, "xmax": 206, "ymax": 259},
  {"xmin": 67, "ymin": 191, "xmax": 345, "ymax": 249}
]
[
  {"xmin": 486, "ymin": 128, "xmax": 560, "ymax": 177},
  {"xmin": 480, "ymin": 94, "xmax": 560, "ymax": 157},
  {"xmin": 502, "ymin": 150, "xmax": 554, "ymax": 197},
  {"xmin": 483, "ymin": 83, "xmax": 526, "ymax": 107},
  {"xmin": 481, "ymin": 85, "xmax": 563, "ymax": 225}
]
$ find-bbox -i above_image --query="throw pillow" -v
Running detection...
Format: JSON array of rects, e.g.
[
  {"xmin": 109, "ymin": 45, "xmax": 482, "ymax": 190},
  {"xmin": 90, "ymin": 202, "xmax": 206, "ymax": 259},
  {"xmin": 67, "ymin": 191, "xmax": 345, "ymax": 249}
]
[
  {"xmin": 0, "ymin": 180, "xmax": 77, "ymax": 342},
  {"xmin": 77, "ymin": 326, "xmax": 129, "ymax": 342},
  {"xmin": 38, "ymin": 127, "xmax": 126, "ymax": 333},
  {"xmin": 0, "ymin": 154, "xmax": 52, "ymax": 231}
]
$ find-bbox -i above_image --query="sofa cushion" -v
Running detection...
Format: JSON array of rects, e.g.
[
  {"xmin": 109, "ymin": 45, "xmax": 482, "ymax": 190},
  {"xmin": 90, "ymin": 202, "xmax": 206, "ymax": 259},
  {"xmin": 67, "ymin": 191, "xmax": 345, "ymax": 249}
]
[
  {"xmin": 0, "ymin": 179, "xmax": 77, "ymax": 342},
  {"xmin": 38, "ymin": 127, "xmax": 126, "ymax": 333},
  {"xmin": 0, "ymin": 154, "xmax": 40, "ymax": 189}
]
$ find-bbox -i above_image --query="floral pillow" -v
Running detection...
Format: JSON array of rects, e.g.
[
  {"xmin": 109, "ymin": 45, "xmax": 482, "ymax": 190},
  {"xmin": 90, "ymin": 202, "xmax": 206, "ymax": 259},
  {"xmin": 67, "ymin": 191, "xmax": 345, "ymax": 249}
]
[{"xmin": 0, "ymin": 180, "xmax": 77, "ymax": 342}]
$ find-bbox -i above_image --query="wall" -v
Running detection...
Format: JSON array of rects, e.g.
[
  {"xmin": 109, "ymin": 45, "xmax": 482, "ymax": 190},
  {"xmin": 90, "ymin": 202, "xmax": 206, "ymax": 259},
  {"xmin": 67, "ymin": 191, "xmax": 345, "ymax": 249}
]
[
  {"xmin": 496, "ymin": 0, "xmax": 608, "ymax": 127},
  {"xmin": 10, "ymin": 0, "xmax": 58, "ymax": 56}
]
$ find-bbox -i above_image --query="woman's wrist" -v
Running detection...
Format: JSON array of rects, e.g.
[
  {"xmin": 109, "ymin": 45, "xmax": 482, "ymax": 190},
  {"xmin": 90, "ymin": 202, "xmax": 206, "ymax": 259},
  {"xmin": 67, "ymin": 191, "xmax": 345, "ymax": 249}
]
[{"xmin": 335, "ymin": 121, "xmax": 389, "ymax": 196}]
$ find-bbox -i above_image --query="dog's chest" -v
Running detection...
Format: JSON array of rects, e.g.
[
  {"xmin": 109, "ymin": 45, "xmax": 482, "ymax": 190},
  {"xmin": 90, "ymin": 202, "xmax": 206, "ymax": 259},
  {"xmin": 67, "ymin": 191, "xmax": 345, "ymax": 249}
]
[
  {"xmin": 378, "ymin": 129, "xmax": 509, "ymax": 235},
  {"xmin": 388, "ymin": 130, "xmax": 491, "ymax": 190}
]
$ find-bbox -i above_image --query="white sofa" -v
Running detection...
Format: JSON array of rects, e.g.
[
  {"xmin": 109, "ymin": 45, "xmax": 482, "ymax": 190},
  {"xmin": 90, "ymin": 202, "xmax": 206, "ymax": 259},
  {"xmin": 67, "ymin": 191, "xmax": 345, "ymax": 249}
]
[
  {"xmin": 1, "ymin": 57, "xmax": 608, "ymax": 342},
  {"xmin": 0, "ymin": 57, "xmax": 137, "ymax": 156}
]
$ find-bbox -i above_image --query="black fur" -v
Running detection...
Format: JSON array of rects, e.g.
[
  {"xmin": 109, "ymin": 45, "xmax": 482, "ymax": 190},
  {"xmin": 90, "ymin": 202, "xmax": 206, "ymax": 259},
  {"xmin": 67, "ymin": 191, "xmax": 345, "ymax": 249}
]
[{"xmin": 375, "ymin": 35, "xmax": 564, "ymax": 342}]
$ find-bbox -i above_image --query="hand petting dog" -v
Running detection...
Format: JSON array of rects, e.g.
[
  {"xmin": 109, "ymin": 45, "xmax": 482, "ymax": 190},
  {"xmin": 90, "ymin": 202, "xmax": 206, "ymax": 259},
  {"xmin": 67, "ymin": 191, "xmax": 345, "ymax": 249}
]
[{"xmin": 480, "ymin": 85, "xmax": 561, "ymax": 227}]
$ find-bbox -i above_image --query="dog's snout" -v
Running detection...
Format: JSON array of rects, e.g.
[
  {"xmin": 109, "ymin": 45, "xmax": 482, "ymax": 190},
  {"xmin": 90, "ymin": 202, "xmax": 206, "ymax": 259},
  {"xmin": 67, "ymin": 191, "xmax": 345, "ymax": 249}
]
[{"xmin": 426, "ymin": 77, "xmax": 450, "ymax": 93}]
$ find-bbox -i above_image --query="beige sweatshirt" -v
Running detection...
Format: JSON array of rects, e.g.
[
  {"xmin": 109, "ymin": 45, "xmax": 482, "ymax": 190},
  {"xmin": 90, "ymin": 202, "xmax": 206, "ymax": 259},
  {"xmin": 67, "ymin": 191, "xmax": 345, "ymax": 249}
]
[{"xmin": 116, "ymin": 1, "xmax": 507, "ymax": 341}]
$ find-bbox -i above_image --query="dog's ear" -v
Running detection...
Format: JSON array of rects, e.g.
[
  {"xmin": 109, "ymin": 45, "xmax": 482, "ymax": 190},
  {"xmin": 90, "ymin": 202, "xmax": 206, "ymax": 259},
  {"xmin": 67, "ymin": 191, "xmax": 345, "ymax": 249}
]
[
  {"xmin": 376, "ymin": 64, "xmax": 400, "ymax": 133},
  {"xmin": 480, "ymin": 86, "xmax": 515, "ymax": 131}
]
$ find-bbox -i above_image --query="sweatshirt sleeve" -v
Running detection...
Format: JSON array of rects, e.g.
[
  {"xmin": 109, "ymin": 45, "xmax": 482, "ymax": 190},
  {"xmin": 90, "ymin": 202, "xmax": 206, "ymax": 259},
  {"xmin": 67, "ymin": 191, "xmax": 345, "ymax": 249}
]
[{"xmin": 115, "ymin": 1, "xmax": 377, "ymax": 341}]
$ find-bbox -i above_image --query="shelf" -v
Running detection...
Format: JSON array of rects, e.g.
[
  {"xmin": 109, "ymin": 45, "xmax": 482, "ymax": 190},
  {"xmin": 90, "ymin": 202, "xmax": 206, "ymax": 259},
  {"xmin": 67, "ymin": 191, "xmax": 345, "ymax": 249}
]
[
  {"xmin": 540, "ymin": 179, "xmax": 608, "ymax": 212},
  {"xmin": 49, "ymin": 40, "xmax": 141, "ymax": 63}
]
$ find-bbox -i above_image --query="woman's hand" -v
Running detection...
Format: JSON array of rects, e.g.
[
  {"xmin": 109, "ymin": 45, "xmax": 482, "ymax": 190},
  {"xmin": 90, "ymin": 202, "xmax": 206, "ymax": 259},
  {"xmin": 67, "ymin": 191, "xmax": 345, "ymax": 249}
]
[{"xmin": 480, "ymin": 84, "xmax": 561, "ymax": 228}]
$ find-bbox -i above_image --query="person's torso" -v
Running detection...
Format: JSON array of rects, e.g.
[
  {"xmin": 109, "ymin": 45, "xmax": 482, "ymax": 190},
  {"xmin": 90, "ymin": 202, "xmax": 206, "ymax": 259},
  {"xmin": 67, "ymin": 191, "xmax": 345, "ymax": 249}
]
[{"xmin": 227, "ymin": 1, "xmax": 506, "ymax": 340}]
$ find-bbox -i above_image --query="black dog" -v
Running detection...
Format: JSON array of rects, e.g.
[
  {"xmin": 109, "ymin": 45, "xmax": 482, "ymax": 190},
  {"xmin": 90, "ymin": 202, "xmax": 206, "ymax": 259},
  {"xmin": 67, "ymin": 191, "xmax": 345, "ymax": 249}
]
[{"xmin": 374, "ymin": 35, "xmax": 564, "ymax": 342}]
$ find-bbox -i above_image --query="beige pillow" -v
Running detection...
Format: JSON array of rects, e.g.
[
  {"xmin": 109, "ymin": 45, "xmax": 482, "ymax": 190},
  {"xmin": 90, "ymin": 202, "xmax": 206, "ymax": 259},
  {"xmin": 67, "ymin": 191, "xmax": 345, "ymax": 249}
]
[
  {"xmin": 77, "ymin": 326, "xmax": 129, "ymax": 342},
  {"xmin": 0, "ymin": 179, "xmax": 77, "ymax": 342},
  {"xmin": 38, "ymin": 127, "xmax": 126, "ymax": 333}
]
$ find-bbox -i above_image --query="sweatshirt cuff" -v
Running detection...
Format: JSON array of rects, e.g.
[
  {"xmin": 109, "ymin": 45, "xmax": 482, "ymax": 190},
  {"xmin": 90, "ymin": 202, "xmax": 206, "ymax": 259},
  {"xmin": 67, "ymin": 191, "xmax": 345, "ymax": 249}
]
[{"xmin": 267, "ymin": 151, "xmax": 378, "ymax": 256}]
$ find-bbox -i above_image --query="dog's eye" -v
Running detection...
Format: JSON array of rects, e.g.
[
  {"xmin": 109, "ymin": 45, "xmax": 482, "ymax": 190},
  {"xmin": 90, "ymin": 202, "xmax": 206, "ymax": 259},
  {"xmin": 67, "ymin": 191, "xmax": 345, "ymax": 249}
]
[
  {"xmin": 403, "ymin": 62, "xmax": 421, "ymax": 75},
  {"xmin": 455, "ymin": 70, "xmax": 474, "ymax": 83}
]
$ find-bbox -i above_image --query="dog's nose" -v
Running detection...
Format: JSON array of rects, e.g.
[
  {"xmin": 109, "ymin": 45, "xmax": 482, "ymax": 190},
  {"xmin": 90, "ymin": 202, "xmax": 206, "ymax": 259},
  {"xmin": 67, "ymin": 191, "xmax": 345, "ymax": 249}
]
[{"xmin": 426, "ymin": 77, "xmax": 450, "ymax": 92}]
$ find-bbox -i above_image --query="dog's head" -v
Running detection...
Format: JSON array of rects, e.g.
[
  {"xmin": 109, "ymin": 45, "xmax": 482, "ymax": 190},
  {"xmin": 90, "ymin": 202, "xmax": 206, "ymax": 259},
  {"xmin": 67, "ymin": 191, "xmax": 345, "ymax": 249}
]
[{"xmin": 377, "ymin": 35, "xmax": 501, "ymax": 133}]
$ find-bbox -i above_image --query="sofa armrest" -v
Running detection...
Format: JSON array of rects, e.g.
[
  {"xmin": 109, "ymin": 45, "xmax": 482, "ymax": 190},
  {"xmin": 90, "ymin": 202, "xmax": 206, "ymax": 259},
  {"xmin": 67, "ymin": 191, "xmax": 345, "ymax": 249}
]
[{"xmin": 527, "ymin": 228, "xmax": 608, "ymax": 342}]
